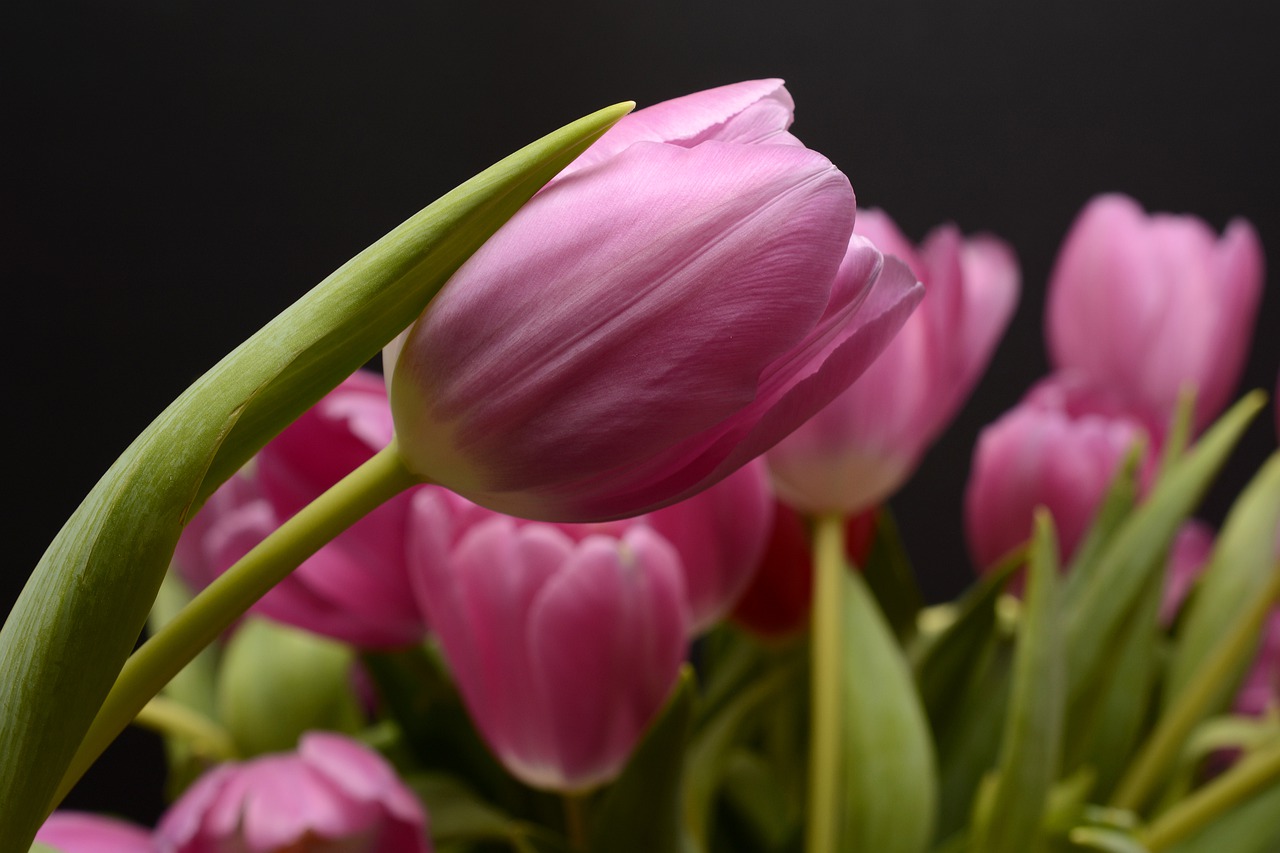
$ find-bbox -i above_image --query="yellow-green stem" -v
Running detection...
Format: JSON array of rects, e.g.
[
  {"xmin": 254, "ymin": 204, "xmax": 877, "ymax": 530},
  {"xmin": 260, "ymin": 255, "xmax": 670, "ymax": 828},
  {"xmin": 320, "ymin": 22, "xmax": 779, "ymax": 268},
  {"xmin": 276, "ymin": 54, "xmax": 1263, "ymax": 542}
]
[
  {"xmin": 1112, "ymin": 561, "xmax": 1280, "ymax": 813},
  {"xmin": 806, "ymin": 512, "xmax": 847, "ymax": 853},
  {"xmin": 49, "ymin": 443, "xmax": 420, "ymax": 812},
  {"xmin": 563, "ymin": 793, "xmax": 590, "ymax": 851},
  {"xmin": 1143, "ymin": 738, "xmax": 1280, "ymax": 850}
]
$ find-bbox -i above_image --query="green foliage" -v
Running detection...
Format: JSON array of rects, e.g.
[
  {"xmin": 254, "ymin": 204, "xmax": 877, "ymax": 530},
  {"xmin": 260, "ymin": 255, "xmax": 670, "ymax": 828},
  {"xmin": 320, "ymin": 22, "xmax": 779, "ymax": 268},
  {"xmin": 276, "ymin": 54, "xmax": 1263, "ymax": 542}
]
[{"xmin": 0, "ymin": 100, "xmax": 632, "ymax": 849}]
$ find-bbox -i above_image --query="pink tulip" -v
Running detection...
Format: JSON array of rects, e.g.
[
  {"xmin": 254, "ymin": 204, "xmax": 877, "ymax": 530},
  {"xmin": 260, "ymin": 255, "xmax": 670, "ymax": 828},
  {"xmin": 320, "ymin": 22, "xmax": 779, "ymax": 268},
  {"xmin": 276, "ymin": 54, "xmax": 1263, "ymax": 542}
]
[
  {"xmin": 1046, "ymin": 193, "xmax": 1264, "ymax": 432},
  {"xmin": 36, "ymin": 813, "xmax": 153, "ymax": 853},
  {"xmin": 154, "ymin": 731, "xmax": 430, "ymax": 853},
  {"xmin": 1159, "ymin": 520, "xmax": 1216, "ymax": 626},
  {"xmin": 1236, "ymin": 611, "xmax": 1280, "ymax": 717},
  {"xmin": 175, "ymin": 371, "xmax": 426, "ymax": 648},
  {"xmin": 965, "ymin": 374, "xmax": 1152, "ymax": 570},
  {"xmin": 643, "ymin": 459, "xmax": 774, "ymax": 633},
  {"xmin": 767, "ymin": 208, "xmax": 1018, "ymax": 513},
  {"xmin": 409, "ymin": 513, "xmax": 688, "ymax": 791},
  {"xmin": 385, "ymin": 79, "xmax": 922, "ymax": 522}
]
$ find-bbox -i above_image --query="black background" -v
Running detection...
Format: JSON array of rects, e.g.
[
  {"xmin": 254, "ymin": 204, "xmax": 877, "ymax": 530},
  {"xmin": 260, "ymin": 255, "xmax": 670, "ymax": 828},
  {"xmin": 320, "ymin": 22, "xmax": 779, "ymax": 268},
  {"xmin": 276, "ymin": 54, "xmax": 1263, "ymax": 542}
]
[{"xmin": 7, "ymin": 0, "xmax": 1280, "ymax": 824}]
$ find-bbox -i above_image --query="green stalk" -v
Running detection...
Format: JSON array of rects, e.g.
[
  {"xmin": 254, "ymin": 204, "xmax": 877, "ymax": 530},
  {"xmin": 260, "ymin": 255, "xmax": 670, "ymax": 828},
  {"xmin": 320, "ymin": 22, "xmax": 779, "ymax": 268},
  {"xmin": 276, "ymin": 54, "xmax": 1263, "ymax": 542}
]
[
  {"xmin": 1111, "ymin": 561, "xmax": 1280, "ymax": 813},
  {"xmin": 1144, "ymin": 739, "xmax": 1280, "ymax": 851},
  {"xmin": 806, "ymin": 512, "xmax": 847, "ymax": 853},
  {"xmin": 50, "ymin": 443, "xmax": 420, "ymax": 811}
]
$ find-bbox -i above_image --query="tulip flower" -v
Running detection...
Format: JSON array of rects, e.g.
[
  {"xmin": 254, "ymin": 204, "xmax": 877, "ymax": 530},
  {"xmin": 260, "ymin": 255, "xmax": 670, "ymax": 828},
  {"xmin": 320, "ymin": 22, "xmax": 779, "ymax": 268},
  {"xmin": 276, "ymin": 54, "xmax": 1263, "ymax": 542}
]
[
  {"xmin": 385, "ymin": 79, "xmax": 922, "ymax": 522},
  {"xmin": 643, "ymin": 459, "xmax": 774, "ymax": 633},
  {"xmin": 409, "ymin": 514, "xmax": 688, "ymax": 791},
  {"xmin": 768, "ymin": 208, "xmax": 1018, "ymax": 513},
  {"xmin": 174, "ymin": 371, "xmax": 426, "ymax": 648},
  {"xmin": 1046, "ymin": 193, "xmax": 1264, "ymax": 432},
  {"xmin": 1159, "ymin": 521, "xmax": 1217, "ymax": 626},
  {"xmin": 1236, "ymin": 611, "xmax": 1280, "ymax": 716},
  {"xmin": 965, "ymin": 374, "xmax": 1151, "ymax": 570},
  {"xmin": 36, "ymin": 813, "xmax": 153, "ymax": 853},
  {"xmin": 730, "ymin": 502, "xmax": 877, "ymax": 638},
  {"xmin": 153, "ymin": 731, "xmax": 430, "ymax": 853}
]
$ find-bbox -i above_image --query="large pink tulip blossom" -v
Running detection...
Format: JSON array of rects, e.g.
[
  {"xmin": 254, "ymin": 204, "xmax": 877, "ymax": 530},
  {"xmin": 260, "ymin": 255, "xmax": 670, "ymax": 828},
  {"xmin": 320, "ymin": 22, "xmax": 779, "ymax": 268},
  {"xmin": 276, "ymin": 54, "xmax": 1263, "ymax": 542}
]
[
  {"xmin": 154, "ymin": 731, "xmax": 430, "ymax": 853},
  {"xmin": 409, "ymin": 510, "xmax": 689, "ymax": 792},
  {"xmin": 386, "ymin": 79, "xmax": 922, "ymax": 522},
  {"xmin": 175, "ymin": 371, "xmax": 427, "ymax": 649},
  {"xmin": 36, "ymin": 813, "xmax": 154, "ymax": 853},
  {"xmin": 768, "ymin": 208, "xmax": 1018, "ymax": 513},
  {"xmin": 965, "ymin": 374, "xmax": 1152, "ymax": 570},
  {"xmin": 1046, "ymin": 193, "xmax": 1264, "ymax": 432}
]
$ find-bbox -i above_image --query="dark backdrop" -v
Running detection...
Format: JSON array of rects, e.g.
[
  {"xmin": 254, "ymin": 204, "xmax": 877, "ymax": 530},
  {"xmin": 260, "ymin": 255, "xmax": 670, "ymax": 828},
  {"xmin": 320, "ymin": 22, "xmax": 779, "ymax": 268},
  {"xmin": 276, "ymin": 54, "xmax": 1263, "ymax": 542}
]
[{"xmin": 7, "ymin": 0, "xmax": 1279, "ymax": 824}]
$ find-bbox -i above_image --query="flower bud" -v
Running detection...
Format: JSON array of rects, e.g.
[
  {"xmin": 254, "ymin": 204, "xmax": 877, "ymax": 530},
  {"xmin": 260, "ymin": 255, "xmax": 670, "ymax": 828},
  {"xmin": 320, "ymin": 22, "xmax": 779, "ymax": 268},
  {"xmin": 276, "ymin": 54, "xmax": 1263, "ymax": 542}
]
[
  {"xmin": 768, "ymin": 208, "xmax": 1017, "ymax": 513},
  {"xmin": 154, "ymin": 731, "xmax": 430, "ymax": 852},
  {"xmin": 1046, "ymin": 193, "xmax": 1264, "ymax": 432},
  {"xmin": 386, "ymin": 79, "xmax": 921, "ymax": 522},
  {"xmin": 410, "ymin": 516, "xmax": 688, "ymax": 791}
]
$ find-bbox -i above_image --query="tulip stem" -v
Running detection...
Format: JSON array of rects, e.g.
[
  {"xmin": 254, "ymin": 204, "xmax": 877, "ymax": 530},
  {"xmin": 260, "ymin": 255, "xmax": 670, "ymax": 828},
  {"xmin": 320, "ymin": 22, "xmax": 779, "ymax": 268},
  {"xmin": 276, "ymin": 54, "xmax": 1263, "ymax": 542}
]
[
  {"xmin": 48, "ymin": 443, "xmax": 421, "ymax": 814},
  {"xmin": 1142, "ymin": 737, "xmax": 1280, "ymax": 851},
  {"xmin": 1111, "ymin": 560, "xmax": 1280, "ymax": 814},
  {"xmin": 563, "ymin": 793, "xmax": 590, "ymax": 851},
  {"xmin": 806, "ymin": 512, "xmax": 847, "ymax": 853}
]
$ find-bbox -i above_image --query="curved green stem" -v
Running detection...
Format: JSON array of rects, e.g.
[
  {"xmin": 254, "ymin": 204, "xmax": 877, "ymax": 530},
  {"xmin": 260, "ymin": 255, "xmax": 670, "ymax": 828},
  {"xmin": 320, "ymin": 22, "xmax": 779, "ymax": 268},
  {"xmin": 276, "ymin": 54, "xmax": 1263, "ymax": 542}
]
[
  {"xmin": 49, "ymin": 443, "xmax": 421, "ymax": 811},
  {"xmin": 806, "ymin": 512, "xmax": 847, "ymax": 853},
  {"xmin": 1112, "ymin": 561, "xmax": 1280, "ymax": 813},
  {"xmin": 1144, "ymin": 738, "xmax": 1280, "ymax": 851}
]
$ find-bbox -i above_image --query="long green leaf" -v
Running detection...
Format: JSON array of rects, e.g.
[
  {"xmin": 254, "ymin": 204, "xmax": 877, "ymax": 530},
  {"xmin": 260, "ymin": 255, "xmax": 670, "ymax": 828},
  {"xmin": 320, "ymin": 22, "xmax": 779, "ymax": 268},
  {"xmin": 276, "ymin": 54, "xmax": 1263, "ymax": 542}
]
[
  {"xmin": 1164, "ymin": 450, "xmax": 1280, "ymax": 711},
  {"xmin": 970, "ymin": 510, "xmax": 1064, "ymax": 853},
  {"xmin": 838, "ymin": 570, "xmax": 938, "ymax": 853},
  {"xmin": 0, "ymin": 100, "xmax": 632, "ymax": 849},
  {"xmin": 1065, "ymin": 393, "xmax": 1264, "ymax": 705}
]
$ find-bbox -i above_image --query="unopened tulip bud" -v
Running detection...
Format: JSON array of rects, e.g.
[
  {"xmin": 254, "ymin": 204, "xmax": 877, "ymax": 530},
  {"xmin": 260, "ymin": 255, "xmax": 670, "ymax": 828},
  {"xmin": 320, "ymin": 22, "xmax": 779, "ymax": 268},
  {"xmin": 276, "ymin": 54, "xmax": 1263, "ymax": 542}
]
[
  {"xmin": 385, "ymin": 79, "xmax": 922, "ymax": 522},
  {"xmin": 1046, "ymin": 193, "xmax": 1264, "ymax": 431}
]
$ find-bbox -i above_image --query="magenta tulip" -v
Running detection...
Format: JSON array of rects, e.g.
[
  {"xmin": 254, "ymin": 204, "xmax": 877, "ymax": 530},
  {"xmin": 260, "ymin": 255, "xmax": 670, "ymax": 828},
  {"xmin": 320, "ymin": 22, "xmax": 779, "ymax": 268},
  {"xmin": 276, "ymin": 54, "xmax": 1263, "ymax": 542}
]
[
  {"xmin": 768, "ymin": 208, "xmax": 1018, "ymax": 513},
  {"xmin": 643, "ymin": 458, "xmax": 774, "ymax": 633},
  {"xmin": 965, "ymin": 374, "xmax": 1152, "ymax": 569},
  {"xmin": 385, "ymin": 79, "xmax": 922, "ymax": 522},
  {"xmin": 1046, "ymin": 193, "xmax": 1264, "ymax": 432},
  {"xmin": 154, "ymin": 731, "xmax": 430, "ymax": 853},
  {"xmin": 409, "ymin": 513, "xmax": 688, "ymax": 791},
  {"xmin": 36, "ymin": 813, "xmax": 153, "ymax": 853},
  {"xmin": 175, "ymin": 371, "xmax": 426, "ymax": 648},
  {"xmin": 1159, "ymin": 521, "xmax": 1216, "ymax": 625},
  {"xmin": 1237, "ymin": 611, "xmax": 1280, "ymax": 717}
]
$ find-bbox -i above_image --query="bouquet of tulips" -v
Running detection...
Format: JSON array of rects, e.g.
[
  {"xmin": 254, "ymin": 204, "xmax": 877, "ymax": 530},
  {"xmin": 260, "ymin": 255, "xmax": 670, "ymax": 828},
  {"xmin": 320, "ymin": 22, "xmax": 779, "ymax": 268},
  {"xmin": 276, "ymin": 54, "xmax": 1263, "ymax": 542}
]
[{"xmin": 7, "ymin": 80, "xmax": 1278, "ymax": 853}]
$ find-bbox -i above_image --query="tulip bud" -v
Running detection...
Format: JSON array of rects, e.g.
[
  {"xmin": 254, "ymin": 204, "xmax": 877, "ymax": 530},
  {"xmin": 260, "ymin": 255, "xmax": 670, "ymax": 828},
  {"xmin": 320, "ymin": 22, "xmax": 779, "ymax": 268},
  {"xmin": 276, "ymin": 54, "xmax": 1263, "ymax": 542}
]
[
  {"xmin": 385, "ymin": 79, "xmax": 922, "ymax": 522},
  {"xmin": 643, "ymin": 459, "xmax": 774, "ymax": 633},
  {"xmin": 1046, "ymin": 193, "xmax": 1264, "ymax": 432},
  {"xmin": 35, "ymin": 813, "xmax": 152, "ymax": 853},
  {"xmin": 1159, "ymin": 521, "xmax": 1216, "ymax": 626},
  {"xmin": 154, "ymin": 731, "xmax": 430, "ymax": 852},
  {"xmin": 768, "ymin": 209, "xmax": 1018, "ymax": 514},
  {"xmin": 965, "ymin": 374, "xmax": 1151, "ymax": 570},
  {"xmin": 216, "ymin": 617, "xmax": 364, "ymax": 757},
  {"xmin": 409, "ymin": 516, "xmax": 689, "ymax": 791},
  {"xmin": 174, "ymin": 371, "xmax": 426, "ymax": 648}
]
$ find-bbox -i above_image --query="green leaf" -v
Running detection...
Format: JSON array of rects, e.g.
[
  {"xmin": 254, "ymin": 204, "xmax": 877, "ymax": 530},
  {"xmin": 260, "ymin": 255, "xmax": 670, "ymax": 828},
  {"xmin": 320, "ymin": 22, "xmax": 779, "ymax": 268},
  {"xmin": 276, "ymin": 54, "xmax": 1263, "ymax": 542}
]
[
  {"xmin": 970, "ymin": 510, "xmax": 1065, "ymax": 853},
  {"xmin": 719, "ymin": 749, "xmax": 798, "ymax": 851},
  {"xmin": 408, "ymin": 771, "xmax": 528, "ymax": 846},
  {"xmin": 1163, "ymin": 782, "xmax": 1280, "ymax": 853},
  {"xmin": 0, "ymin": 100, "xmax": 633, "ymax": 848},
  {"xmin": 913, "ymin": 550, "xmax": 1019, "ymax": 736},
  {"xmin": 1063, "ymin": 566, "xmax": 1163, "ymax": 800},
  {"xmin": 861, "ymin": 508, "xmax": 923, "ymax": 644},
  {"xmin": 1067, "ymin": 826, "xmax": 1151, "ymax": 853},
  {"xmin": 589, "ymin": 668, "xmax": 696, "ymax": 853},
  {"xmin": 1164, "ymin": 450, "xmax": 1280, "ymax": 713},
  {"xmin": 216, "ymin": 617, "xmax": 363, "ymax": 756},
  {"xmin": 1062, "ymin": 443, "xmax": 1145, "ymax": 605},
  {"xmin": 933, "ymin": 626, "xmax": 1015, "ymax": 841},
  {"xmin": 1064, "ymin": 392, "xmax": 1265, "ymax": 707},
  {"xmin": 838, "ymin": 570, "xmax": 938, "ymax": 853},
  {"xmin": 685, "ymin": 663, "xmax": 799, "ymax": 852}
]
